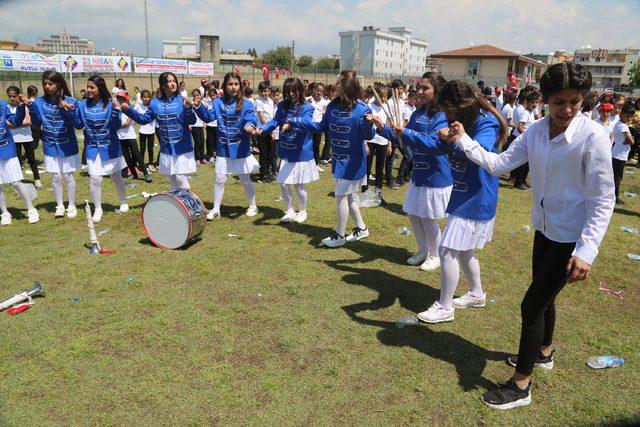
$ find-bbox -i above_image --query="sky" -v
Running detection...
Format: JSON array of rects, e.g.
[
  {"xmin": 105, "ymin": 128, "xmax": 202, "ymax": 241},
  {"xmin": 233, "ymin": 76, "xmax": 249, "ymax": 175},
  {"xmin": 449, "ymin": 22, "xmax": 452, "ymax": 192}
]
[{"xmin": 1, "ymin": 0, "xmax": 639, "ymax": 57}]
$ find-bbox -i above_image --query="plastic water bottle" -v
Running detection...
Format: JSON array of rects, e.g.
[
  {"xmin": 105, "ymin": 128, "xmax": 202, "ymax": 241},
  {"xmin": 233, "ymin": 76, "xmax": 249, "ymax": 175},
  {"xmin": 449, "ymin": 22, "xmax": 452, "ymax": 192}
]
[
  {"xmin": 398, "ymin": 226, "xmax": 411, "ymax": 236},
  {"xmin": 587, "ymin": 355, "xmax": 624, "ymax": 369},
  {"xmin": 127, "ymin": 275, "xmax": 136, "ymax": 285},
  {"xmin": 396, "ymin": 315, "xmax": 420, "ymax": 328}
]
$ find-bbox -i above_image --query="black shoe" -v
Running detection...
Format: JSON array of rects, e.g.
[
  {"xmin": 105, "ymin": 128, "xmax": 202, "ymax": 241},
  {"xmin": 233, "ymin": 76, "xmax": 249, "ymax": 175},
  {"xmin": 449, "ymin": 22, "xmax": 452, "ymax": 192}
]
[
  {"xmin": 395, "ymin": 179, "xmax": 405, "ymax": 186},
  {"xmin": 616, "ymin": 198, "xmax": 625, "ymax": 205},
  {"xmin": 507, "ymin": 350, "xmax": 554, "ymax": 371},
  {"xmin": 482, "ymin": 378, "xmax": 531, "ymax": 410},
  {"xmin": 387, "ymin": 181, "xmax": 400, "ymax": 190},
  {"xmin": 523, "ymin": 182, "xmax": 531, "ymax": 189},
  {"xmin": 270, "ymin": 173, "xmax": 277, "ymax": 181},
  {"xmin": 144, "ymin": 173, "xmax": 153, "ymax": 183},
  {"xmin": 514, "ymin": 183, "xmax": 529, "ymax": 190}
]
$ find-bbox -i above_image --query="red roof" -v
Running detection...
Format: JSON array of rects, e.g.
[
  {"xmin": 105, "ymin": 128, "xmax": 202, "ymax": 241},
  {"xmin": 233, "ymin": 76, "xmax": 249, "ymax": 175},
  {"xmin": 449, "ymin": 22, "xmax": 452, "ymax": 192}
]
[{"xmin": 432, "ymin": 44, "xmax": 519, "ymax": 58}]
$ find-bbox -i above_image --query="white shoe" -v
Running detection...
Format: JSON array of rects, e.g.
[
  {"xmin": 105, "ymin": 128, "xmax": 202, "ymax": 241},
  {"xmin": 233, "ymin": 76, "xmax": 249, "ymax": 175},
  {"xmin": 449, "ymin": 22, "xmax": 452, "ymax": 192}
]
[
  {"xmin": 279, "ymin": 210, "xmax": 296, "ymax": 223},
  {"xmin": 34, "ymin": 179, "xmax": 42, "ymax": 188},
  {"xmin": 417, "ymin": 301, "xmax": 454, "ymax": 324},
  {"xmin": 92, "ymin": 208, "xmax": 103, "ymax": 223},
  {"xmin": 245, "ymin": 205, "xmax": 259, "ymax": 217},
  {"xmin": 322, "ymin": 232, "xmax": 346, "ymax": 248},
  {"xmin": 119, "ymin": 203, "xmax": 129, "ymax": 213},
  {"xmin": 419, "ymin": 256, "xmax": 441, "ymax": 271},
  {"xmin": 407, "ymin": 251, "xmax": 427, "ymax": 266},
  {"xmin": 294, "ymin": 210, "xmax": 307, "ymax": 224},
  {"xmin": 66, "ymin": 205, "xmax": 78, "ymax": 218},
  {"xmin": 345, "ymin": 226, "xmax": 369, "ymax": 242},
  {"xmin": 25, "ymin": 169, "xmax": 33, "ymax": 175},
  {"xmin": 81, "ymin": 164, "xmax": 88, "ymax": 170},
  {"xmin": 452, "ymin": 291, "xmax": 487, "ymax": 308},
  {"xmin": 317, "ymin": 165, "xmax": 325, "ymax": 172},
  {"xmin": 0, "ymin": 212, "xmax": 12, "ymax": 225},
  {"xmin": 206, "ymin": 210, "xmax": 220, "ymax": 220},
  {"xmin": 27, "ymin": 208, "xmax": 39, "ymax": 224},
  {"xmin": 54, "ymin": 205, "xmax": 66, "ymax": 217}
]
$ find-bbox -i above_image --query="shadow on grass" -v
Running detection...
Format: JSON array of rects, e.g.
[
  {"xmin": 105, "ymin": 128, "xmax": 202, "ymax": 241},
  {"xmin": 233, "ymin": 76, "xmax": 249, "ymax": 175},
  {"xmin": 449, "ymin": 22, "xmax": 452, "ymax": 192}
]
[{"xmin": 614, "ymin": 207, "xmax": 640, "ymax": 218}]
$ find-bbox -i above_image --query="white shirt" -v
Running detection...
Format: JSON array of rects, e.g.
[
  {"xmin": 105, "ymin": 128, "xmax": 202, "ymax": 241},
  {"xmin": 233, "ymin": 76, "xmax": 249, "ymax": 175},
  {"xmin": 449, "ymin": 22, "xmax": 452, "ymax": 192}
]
[
  {"xmin": 111, "ymin": 87, "xmax": 121, "ymax": 97},
  {"xmin": 512, "ymin": 104, "xmax": 526, "ymax": 136},
  {"xmin": 501, "ymin": 104, "xmax": 514, "ymax": 134},
  {"xmin": 117, "ymin": 115, "xmax": 137, "ymax": 140},
  {"xmin": 202, "ymin": 98, "xmax": 217, "ymax": 127},
  {"xmin": 495, "ymin": 93, "xmax": 504, "ymax": 112},
  {"xmin": 519, "ymin": 109, "xmax": 536, "ymax": 134},
  {"xmin": 455, "ymin": 114, "xmax": 615, "ymax": 264},
  {"xmin": 308, "ymin": 96, "xmax": 329, "ymax": 122},
  {"xmin": 612, "ymin": 121, "xmax": 631, "ymax": 161},
  {"xmin": 403, "ymin": 104, "xmax": 416, "ymax": 122},
  {"xmin": 191, "ymin": 111, "xmax": 205, "ymax": 128},
  {"xmin": 134, "ymin": 92, "xmax": 142, "ymax": 105},
  {"xmin": 255, "ymin": 96, "xmax": 275, "ymax": 124},
  {"xmin": 7, "ymin": 105, "xmax": 33, "ymax": 142},
  {"xmin": 595, "ymin": 117, "xmax": 614, "ymax": 142},
  {"xmin": 133, "ymin": 103, "xmax": 157, "ymax": 134},
  {"xmin": 180, "ymin": 90, "xmax": 188, "ymax": 99},
  {"xmin": 366, "ymin": 103, "xmax": 390, "ymax": 146}
]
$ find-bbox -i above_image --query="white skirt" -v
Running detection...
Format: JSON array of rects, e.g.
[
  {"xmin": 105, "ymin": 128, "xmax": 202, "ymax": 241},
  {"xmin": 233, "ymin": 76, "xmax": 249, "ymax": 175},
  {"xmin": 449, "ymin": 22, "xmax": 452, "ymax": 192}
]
[
  {"xmin": 335, "ymin": 175, "xmax": 368, "ymax": 196},
  {"xmin": 215, "ymin": 155, "xmax": 259, "ymax": 175},
  {"xmin": 0, "ymin": 157, "xmax": 23, "ymax": 185},
  {"xmin": 277, "ymin": 159, "xmax": 319, "ymax": 184},
  {"xmin": 440, "ymin": 214, "xmax": 495, "ymax": 251},
  {"xmin": 87, "ymin": 155, "xmax": 127, "ymax": 176},
  {"xmin": 159, "ymin": 151, "xmax": 197, "ymax": 175},
  {"xmin": 44, "ymin": 154, "xmax": 81, "ymax": 174},
  {"xmin": 403, "ymin": 183, "xmax": 452, "ymax": 219}
]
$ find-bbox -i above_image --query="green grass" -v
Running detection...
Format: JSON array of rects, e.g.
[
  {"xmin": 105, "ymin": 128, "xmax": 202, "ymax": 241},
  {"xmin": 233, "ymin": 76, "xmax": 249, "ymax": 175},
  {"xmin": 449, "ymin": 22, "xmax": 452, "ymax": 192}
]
[{"xmin": 0, "ymin": 150, "xmax": 639, "ymax": 426}]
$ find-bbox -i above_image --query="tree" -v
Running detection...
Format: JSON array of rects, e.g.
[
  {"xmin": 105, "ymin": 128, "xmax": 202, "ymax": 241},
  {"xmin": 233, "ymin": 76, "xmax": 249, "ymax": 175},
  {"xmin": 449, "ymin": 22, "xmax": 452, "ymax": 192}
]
[
  {"xmin": 628, "ymin": 61, "xmax": 640, "ymax": 87},
  {"xmin": 297, "ymin": 55, "xmax": 313, "ymax": 68},
  {"xmin": 315, "ymin": 57, "xmax": 339, "ymax": 70},
  {"xmin": 247, "ymin": 48, "xmax": 258, "ymax": 58},
  {"xmin": 260, "ymin": 46, "xmax": 293, "ymax": 68}
]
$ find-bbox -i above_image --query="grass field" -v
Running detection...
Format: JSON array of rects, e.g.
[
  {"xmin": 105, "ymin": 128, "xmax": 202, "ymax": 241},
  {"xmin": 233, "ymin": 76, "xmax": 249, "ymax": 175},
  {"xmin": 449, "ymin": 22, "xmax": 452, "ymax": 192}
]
[{"xmin": 0, "ymin": 150, "xmax": 639, "ymax": 426}]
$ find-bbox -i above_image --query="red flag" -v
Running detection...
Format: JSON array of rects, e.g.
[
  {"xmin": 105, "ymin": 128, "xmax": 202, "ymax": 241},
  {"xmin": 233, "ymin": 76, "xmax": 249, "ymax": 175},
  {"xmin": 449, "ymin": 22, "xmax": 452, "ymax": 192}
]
[
  {"xmin": 262, "ymin": 65, "xmax": 269, "ymax": 81},
  {"xmin": 275, "ymin": 67, "xmax": 279, "ymax": 79},
  {"xmin": 289, "ymin": 68, "xmax": 293, "ymax": 76},
  {"xmin": 242, "ymin": 63, "xmax": 246, "ymax": 67},
  {"xmin": 233, "ymin": 65, "xmax": 241, "ymax": 75}
]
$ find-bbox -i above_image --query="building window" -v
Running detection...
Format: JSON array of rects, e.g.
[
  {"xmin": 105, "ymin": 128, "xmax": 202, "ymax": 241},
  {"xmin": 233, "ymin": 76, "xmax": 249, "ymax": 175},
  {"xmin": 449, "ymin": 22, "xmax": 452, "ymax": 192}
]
[{"xmin": 467, "ymin": 60, "xmax": 479, "ymax": 76}]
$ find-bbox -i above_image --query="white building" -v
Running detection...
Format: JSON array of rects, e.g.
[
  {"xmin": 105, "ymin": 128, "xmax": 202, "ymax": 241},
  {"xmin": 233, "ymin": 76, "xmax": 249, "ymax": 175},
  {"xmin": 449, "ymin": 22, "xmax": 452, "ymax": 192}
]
[
  {"xmin": 339, "ymin": 26, "xmax": 428, "ymax": 77},
  {"xmin": 36, "ymin": 32, "xmax": 94, "ymax": 54},
  {"xmin": 162, "ymin": 37, "xmax": 198, "ymax": 59},
  {"xmin": 573, "ymin": 47, "xmax": 639, "ymax": 87}
]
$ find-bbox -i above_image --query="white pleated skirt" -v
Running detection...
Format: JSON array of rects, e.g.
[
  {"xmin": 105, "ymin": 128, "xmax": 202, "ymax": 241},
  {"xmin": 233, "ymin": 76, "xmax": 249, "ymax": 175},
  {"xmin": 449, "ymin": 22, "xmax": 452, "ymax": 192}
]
[
  {"xmin": 335, "ymin": 175, "xmax": 368, "ymax": 196},
  {"xmin": 440, "ymin": 214, "xmax": 495, "ymax": 251},
  {"xmin": 403, "ymin": 183, "xmax": 452, "ymax": 219},
  {"xmin": 87, "ymin": 155, "xmax": 127, "ymax": 176},
  {"xmin": 277, "ymin": 159, "xmax": 319, "ymax": 184},
  {"xmin": 159, "ymin": 151, "xmax": 197, "ymax": 175},
  {"xmin": 0, "ymin": 157, "xmax": 23, "ymax": 184},
  {"xmin": 215, "ymin": 155, "xmax": 259, "ymax": 175},
  {"xmin": 44, "ymin": 154, "xmax": 81, "ymax": 174}
]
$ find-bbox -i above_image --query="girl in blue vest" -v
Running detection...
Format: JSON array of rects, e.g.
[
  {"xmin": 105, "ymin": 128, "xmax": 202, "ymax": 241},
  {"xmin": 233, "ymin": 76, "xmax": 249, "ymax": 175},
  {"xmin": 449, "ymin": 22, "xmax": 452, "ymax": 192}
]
[
  {"xmin": 74, "ymin": 76, "xmax": 129, "ymax": 222},
  {"xmin": 120, "ymin": 72, "xmax": 196, "ymax": 189},
  {"xmin": 24, "ymin": 70, "xmax": 81, "ymax": 218},
  {"xmin": 0, "ymin": 99, "xmax": 39, "ymax": 225},
  {"xmin": 193, "ymin": 72, "xmax": 259, "ymax": 220},
  {"xmin": 374, "ymin": 72, "xmax": 452, "ymax": 271},
  {"xmin": 257, "ymin": 77, "xmax": 318, "ymax": 224},
  {"xmin": 417, "ymin": 80, "xmax": 509, "ymax": 324},
  {"xmin": 286, "ymin": 70, "xmax": 375, "ymax": 247}
]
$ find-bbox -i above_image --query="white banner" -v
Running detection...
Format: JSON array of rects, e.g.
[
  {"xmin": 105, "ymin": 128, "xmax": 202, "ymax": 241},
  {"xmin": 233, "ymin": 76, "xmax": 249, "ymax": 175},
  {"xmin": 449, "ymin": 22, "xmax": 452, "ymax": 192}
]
[
  {"xmin": 0, "ymin": 50, "xmax": 62, "ymax": 72},
  {"xmin": 59, "ymin": 54, "xmax": 132, "ymax": 73},
  {"xmin": 187, "ymin": 61, "xmax": 214, "ymax": 75},
  {"xmin": 133, "ymin": 57, "xmax": 188, "ymax": 74}
]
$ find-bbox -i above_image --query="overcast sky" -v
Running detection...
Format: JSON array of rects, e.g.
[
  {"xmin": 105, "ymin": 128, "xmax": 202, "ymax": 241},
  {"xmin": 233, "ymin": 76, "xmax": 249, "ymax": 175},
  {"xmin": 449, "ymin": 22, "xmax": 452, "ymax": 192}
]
[{"xmin": 1, "ymin": 0, "xmax": 638, "ymax": 57}]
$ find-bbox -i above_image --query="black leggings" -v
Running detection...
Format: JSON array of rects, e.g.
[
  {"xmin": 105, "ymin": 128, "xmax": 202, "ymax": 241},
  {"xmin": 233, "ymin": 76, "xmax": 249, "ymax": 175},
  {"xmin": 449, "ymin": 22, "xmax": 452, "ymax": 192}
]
[
  {"xmin": 205, "ymin": 126, "xmax": 217, "ymax": 159},
  {"xmin": 120, "ymin": 138, "xmax": 148, "ymax": 178},
  {"xmin": 191, "ymin": 127, "xmax": 205, "ymax": 161},
  {"xmin": 321, "ymin": 133, "xmax": 331, "ymax": 161},
  {"xmin": 312, "ymin": 133, "xmax": 322, "ymax": 165},
  {"xmin": 612, "ymin": 158, "xmax": 625, "ymax": 200},
  {"xmin": 515, "ymin": 231, "xmax": 575, "ymax": 376},
  {"xmin": 258, "ymin": 133, "xmax": 277, "ymax": 178},
  {"xmin": 366, "ymin": 142, "xmax": 387, "ymax": 189},
  {"xmin": 15, "ymin": 141, "xmax": 40, "ymax": 180},
  {"xmin": 139, "ymin": 133, "xmax": 155, "ymax": 165}
]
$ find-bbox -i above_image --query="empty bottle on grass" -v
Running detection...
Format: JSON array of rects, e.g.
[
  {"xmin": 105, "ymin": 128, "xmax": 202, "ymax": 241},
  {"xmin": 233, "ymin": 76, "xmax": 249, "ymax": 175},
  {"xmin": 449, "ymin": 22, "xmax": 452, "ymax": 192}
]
[{"xmin": 587, "ymin": 355, "xmax": 624, "ymax": 369}]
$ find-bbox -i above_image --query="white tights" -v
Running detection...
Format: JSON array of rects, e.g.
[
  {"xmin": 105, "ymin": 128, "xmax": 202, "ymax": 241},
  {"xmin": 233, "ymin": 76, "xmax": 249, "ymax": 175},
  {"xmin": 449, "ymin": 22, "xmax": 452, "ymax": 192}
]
[
  {"xmin": 336, "ymin": 193, "xmax": 365, "ymax": 236},
  {"xmin": 438, "ymin": 246, "xmax": 484, "ymax": 310},
  {"xmin": 89, "ymin": 173, "xmax": 127, "ymax": 210},
  {"xmin": 168, "ymin": 174, "xmax": 190, "ymax": 189},
  {"xmin": 280, "ymin": 183, "xmax": 308, "ymax": 214},
  {"xmin": 212, "ymin": 173, "xmax": 256, "ymax": 212},
  {"xmin": 51, "ymin": 172, "xmax": 76, "ymax": 207},
  {"xmin": 408, "ymin": 215, "xmax": 441, "ymax": 256},
  {"xmin": 0, "ymin": 182, "xmax": 35, "ymax": 213}
]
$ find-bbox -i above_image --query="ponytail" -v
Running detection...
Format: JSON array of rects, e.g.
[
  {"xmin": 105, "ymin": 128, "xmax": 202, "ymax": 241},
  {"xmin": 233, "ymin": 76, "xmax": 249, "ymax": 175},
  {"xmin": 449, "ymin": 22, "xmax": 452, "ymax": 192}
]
[{"xmin": 473, "ymin": 92, "xmax": 509, "ymax": 150}]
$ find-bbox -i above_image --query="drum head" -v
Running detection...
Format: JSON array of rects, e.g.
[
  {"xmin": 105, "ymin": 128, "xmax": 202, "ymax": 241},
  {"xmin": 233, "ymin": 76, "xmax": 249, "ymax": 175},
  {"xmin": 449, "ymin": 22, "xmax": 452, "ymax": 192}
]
[{"xmin": 142, "ymin": 194, "xmax": 191, "ymax": 249}]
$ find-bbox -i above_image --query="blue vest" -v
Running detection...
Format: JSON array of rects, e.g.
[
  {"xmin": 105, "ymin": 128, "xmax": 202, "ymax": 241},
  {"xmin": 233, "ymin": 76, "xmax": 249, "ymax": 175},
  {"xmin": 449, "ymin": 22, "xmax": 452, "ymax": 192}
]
[
  {"xmin": 195, "ymin": 98, "xmax": 257, "ymax": 159},
  {"xmin": 261, "ymin": 102, "xmax": 314, "ymax": 162},
  {"xmin": 28, "ymin": 96, "xmax": 79, "ymax": 157},
  {"xmin": 0, "ymin": 101, "xmax": 25, "ymax": 161},
  {"xmin": 290, "ymin": 100, "xmax": 374, "ymax": 180},
  {"xmin": 77, "ymin": 99, "xmax": 123, "ymax": 161},
  {"xmin": 123, "ymin": 94, "xmax": 195, "ymax": 156}
]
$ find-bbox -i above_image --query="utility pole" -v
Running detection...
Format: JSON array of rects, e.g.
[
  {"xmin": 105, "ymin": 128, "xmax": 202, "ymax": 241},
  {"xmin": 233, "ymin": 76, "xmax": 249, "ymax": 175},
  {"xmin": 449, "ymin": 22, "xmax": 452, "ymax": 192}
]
[
  {"xmin": 144, "ymin": 0, "xmax": 152, "ymax": 90},
  {"xmin": 291, "ymin": 40, "xmax": 295, "ymax": 74}
]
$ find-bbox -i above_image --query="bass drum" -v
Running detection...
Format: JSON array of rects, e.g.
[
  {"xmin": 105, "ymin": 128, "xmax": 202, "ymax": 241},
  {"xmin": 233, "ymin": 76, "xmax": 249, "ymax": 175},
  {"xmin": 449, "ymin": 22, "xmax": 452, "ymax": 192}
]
[{"xmin": 142, "ymin": 188, "xmax": 207, "ymax": 249}]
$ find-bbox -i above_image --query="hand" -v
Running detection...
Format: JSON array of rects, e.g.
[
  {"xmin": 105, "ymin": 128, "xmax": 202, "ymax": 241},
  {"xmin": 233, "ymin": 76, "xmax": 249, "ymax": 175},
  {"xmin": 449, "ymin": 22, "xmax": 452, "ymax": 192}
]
[
  {"xmin": 244, "ymin": 125, "xmax": 256, "ymax": 135},
  {"xmin": 59, "ymin": 99, "xmax": 75, "ymax": 111},
  {"xmin": 17, "ymin": 94, "xmax": 32, "ymax": 105},
  {"xmin": 364, "ymin": 113, "xmax": 373, "ymax": 122},
  {"xmin": 281, "ymin": 123, "xmax": 291, "ymax": 133},
  {"xmin": 370, "ymin": 114, "xmax": 384, "ymax": 130},
  {"xmin": 365, "ymin": 142, "xmax": 370, "ymax": 156},
  {"xmin": 192, "ymin": 97, "xmax": 201, "ymax": 108},
  {"xmin": 111, "ymin": 98, "xmax": 121, "ymax": 110},
  {"xmin": 120, "ymin": 102, "xmax": 130, "ymax": 111},
  {"xmin": 390, "ymin": 121, "xmax": 404, "ymax": 139},
  {"xmin": 565, "ymin": 256, "xmax": 591, "ymax": 283},
  {"xmin": 449, "ymin": 121, "xmax": 465, "ymax": 141},
  {"xmin": 255, "ymin": 127, "xmax": 263, "ymax": 136},
  {"xmin": 183, "ymin": 97, "xmax": 194, "ymax": 107},
  {"xmin": 386, "ymin": 144, "xmax": 393, "ymax": 156},
  {"xmin": 437, "ymin": 127, "xmax": 454, "ymax": 145}
]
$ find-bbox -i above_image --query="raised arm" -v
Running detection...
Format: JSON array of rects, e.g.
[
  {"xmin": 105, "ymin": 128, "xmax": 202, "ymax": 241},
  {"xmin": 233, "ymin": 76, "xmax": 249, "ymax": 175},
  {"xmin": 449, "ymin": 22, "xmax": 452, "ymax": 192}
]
[
  {"xmin": 398, "ymin": 113, "xmax": 450, "ymax": 154},
  {"xmin": 122, "ymin": 102, "xmax": 155, "ymax": 125},
  {"xmin": 289, "ymin": 107, "xmax": 327, "ymax": 133},
  {"xmin": 194, "ymin": 103, "xmax": 216, "ymax": 124},
  {"xmin": 359, "ymin": 106, "xmax": 376, "ymax": 140}
]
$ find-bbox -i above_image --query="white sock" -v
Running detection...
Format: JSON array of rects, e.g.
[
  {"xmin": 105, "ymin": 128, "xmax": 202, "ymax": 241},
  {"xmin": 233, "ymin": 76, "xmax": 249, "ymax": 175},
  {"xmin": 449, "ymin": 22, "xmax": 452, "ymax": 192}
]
[
  {"xmin": 172, "ymin": 174, "xmax": 190, "ymax": 189},
  {"xmin": 459, "ymin": 250, "xmax": 484, "ymax": 298},
  {"xmin": 422, "ymin": 217, "xmax": 442, "ymax": 258},
  {"xmin": 239, "ymin": 174, "xmax": 256, "ymax": 208},
  {"xmin": 168, "ymin": 175, "xmax": 178, "ymax": 188},
  {"xmin": 347, "ymin": 193, "xmax": 366, "ymax": 229},
  {"xmin": 63, "ymin": 173, "xmax": 76, "ymax": 206},
  {"xmin": 51, "ymin": 172, "xmax": 63, "ymax": 207},
  {"xmin": 213, "ymin": 173, "xmax": 227, "ymax": 211},
  {"xmin": 409, "ymin": 214, "xmax": 427, "ymax": 253},
  {"xmin": 438, "ymin": 246, "xmax": 460, "ymax": 310},
  {"xmin": 89, "ymin": 175, "xmax": 103, "ymax": 209},
  {"xmin": 111, "ymin": 172, "xmax": 127, "ymax": 203},
  {"xmin": 0, "ymin": 185, "xmax": 7, "ymax": 214},
  {"xmin": 280, "ymin": 184, "xmax": 294, "ymax": 214},
  {"xmin": 294, "ymin": 184, "xmax": 307, "ymax": 211},
  {"xmin": 12, "ymin": 181, "xmax": 35, "ymax": 211},
  {"xmin": 336, "ymin": 194, "xmax": 349, "ymax": 236}
]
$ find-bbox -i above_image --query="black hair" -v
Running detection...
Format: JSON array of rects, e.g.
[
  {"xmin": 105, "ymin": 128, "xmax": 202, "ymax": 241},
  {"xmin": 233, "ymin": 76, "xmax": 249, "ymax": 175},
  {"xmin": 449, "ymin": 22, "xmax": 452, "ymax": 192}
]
[
  {"xmin": 612, "ymin": 93, "xmax": 626, "ymax": 104},
  {"xmin": 421, "ymin": 71, "xmax": 446, "ymax": 112},
  {"xmin": 244, "ymin": 86, "xmax": 253, "ymax": 98},
  {"xmin": 222, "ymin": 72, "xmax": 244, "ymax": 111},
  {"xmin": 115, "ymin": 78, "xmax": 126, "ymax": 90},
  {"xmin": 503, "ymin": 90, "xmax": 517, "ymax": 104},
  {"xmin": 158, "ymin": 72, "xmax": 179, "ymax": 98},
  {"xmin": 524, "ymin": 90, "xmax": 541, "ymax": 102},
  {"xmin": 27, "ymin": 85, "xmax": 38, "ymax": 98},
  {"xmin": 391, "ymin": 79, "xmax": 404, "ymax": 89},
  {"xmin": 477, "ymin": 80, "xmax": 485, "ymax": 86},
  {"xmin": 258, "ymin": 81, "xmax": 270, "ymax": 91},
  {"xmin": 42, "ymin": 70, "xmax": 71, "ymax": 101},
  {"xmin": 6, "ymin": 86, "xmax": 20, "ymax": 95},
  {"xmin": 621, "ymin": 100, "xmax": 637, "ymax": 116},
  {"xmin": 282, "ymin": 77, "xmax": 306, "ymax": 113},
  {"xmin": 191, "ymin": 88, "xmax": 200, "ymax": 96},
  {"xmin": 212, "ymin": 80, "xmax": 220, "ymax": 89},
  {"xmin": 141, "ymin": 89, "xmax": 151, "ymax": 98},
  {"xmin": 539, "ymin": 62, "xmax": 591, "ymax": 102},
  {"xmin": 87, "ymin": 75, "xmax": 112, "ymax": 109}
]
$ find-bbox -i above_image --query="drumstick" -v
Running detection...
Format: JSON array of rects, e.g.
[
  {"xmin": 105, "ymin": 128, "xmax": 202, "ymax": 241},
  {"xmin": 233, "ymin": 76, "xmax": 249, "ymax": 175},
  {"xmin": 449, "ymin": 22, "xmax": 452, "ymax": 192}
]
[
  {"xmin": 371, "ymin": 86, "xmax": 395, "ymax": 127},
  {"xmin": 393, "ymin": 88, "xmax": 402, "ymax": 125}
]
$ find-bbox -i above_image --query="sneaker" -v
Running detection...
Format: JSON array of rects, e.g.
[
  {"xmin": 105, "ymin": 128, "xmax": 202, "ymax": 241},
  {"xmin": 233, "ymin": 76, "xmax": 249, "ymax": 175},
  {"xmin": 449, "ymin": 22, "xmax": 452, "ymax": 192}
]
[
  {"xmin": 245, "ymin": 205, "xmax": 259, "ymax": 217},
  {"xmin": 514, "ymin": 183, "xmax": 530, "ymax": 191},
  {"xmin": 294, "ymin": 210, "xmax": 307, "ymax": 224},
  {"xmin": 452, "ymin": 291, "xmax": 487, "ymax": 308},
  {"xmin": 279, "ymin": 210, "xmax": 296, "ymax": 223},
  {"xmin": 81, "ymin": 164, "xmax": 88, "ymax": 170},
  {"xmin": 317, "ymin": 165, "xmax": 325, "ymax": 172},
  {"xmin": 419, "ymin": 256, "xmax": 441, "ymax": 271},
  {"xmin": 417, "ymin": 301, "xmax": 454, "ymax": 323},
  {"xmin": 27, "ymin": 208, "xmax": 39, "ymax": 224},
  {"xmin": 346, "ymin": 226, "xmax": 369, "ymax": 242},
  {"xmin": 144, "ymin": 173, "xmax": 153, "ymax": 183},
  {"xmin": 119, "ymin": 203, "xmax": 130, "ymax": 213},
  {"xmin": 387, "ymin": 181, "xmax": 401, "ymax": 190},
  {"xmin": 407, "ymin": 251, "xmax": 427, "ymax": 266},
  {"xmin": 92, "ymin": 208, "xmax": 103, "ymax": 223},
  {"xmin": 66, "ymin": 205, "xmax": 78, "ymax": 218},
  {"xmin": 34, "ymin": 179, "xmax": 42, "ymax": 188},
  {"xmin": 0, "ymin": 212, "xmax": 12, "ymax": 225},
  {"xmin": 25, "ymin": 169, "xmax": 33, "ymax": 175},
  {"xmin": 321, "ymin": 231, "xmax": 346, "ymax": 248},
  {"xmin": 206, "ymin": 210, "xmax": 220, "ymax": 220},
  {"xmin": 482, "ymin": 378, "xmax": 532, "ymax": 410},
  {"xmin": 54, "ymin": 205, "xmax": 65, "ymax": 217},
  {"xmin": 507, "ymin": 350, "xmax": 555, "ymax": 371},
  {"xmin": 147, "ymin": 165, "xmax": 156, "ymax": 172}
]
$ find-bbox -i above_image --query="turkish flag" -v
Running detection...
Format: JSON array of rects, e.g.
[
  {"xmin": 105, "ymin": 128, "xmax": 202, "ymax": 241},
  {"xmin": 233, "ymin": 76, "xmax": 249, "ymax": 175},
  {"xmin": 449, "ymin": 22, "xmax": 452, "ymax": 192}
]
[
  {"xmin": 233, "ymin": 65, "xmax": 241, "ymax": 75},
  {"xmin": 262, "ymin": 65, "xmax": 269, "ymax": 81}
]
